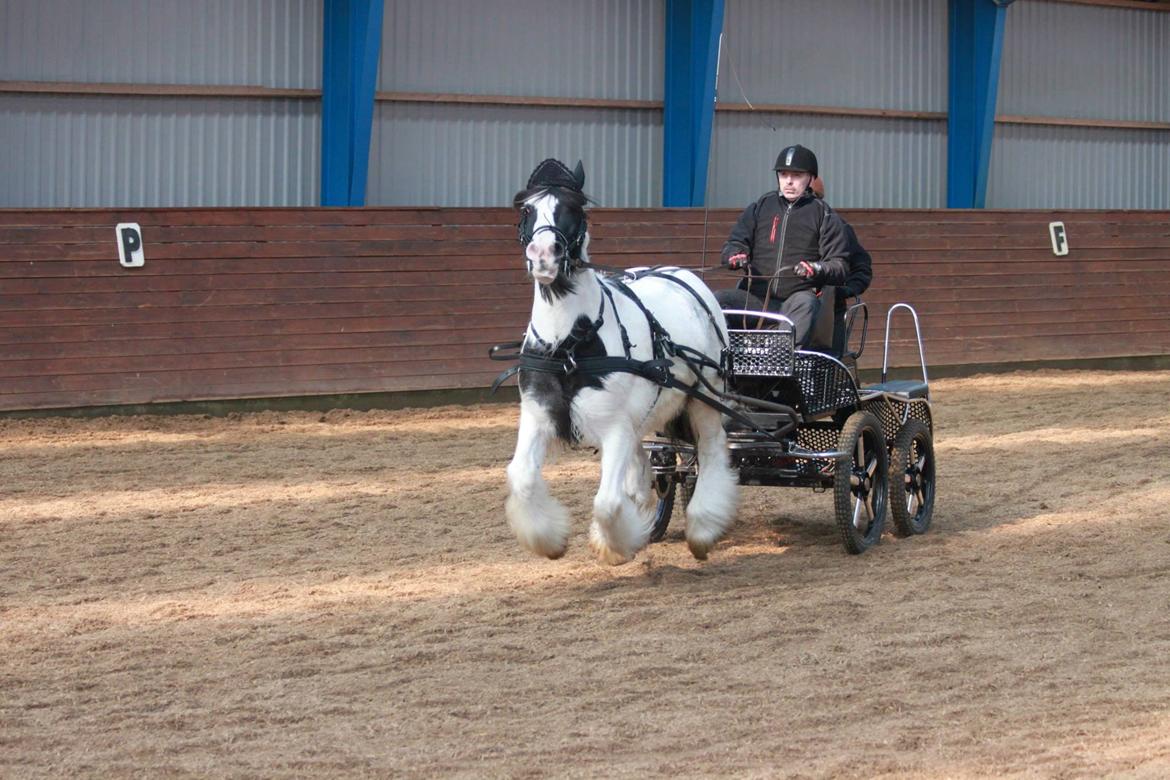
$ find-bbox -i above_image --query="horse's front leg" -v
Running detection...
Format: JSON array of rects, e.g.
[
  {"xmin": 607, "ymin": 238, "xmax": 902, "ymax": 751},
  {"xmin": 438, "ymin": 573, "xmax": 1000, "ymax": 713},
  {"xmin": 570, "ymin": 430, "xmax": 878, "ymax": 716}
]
[
  {"xmin": 622, "ymin": 445, "xmax": 653, "ymax": 510},
  {"xmin": 505, "ymin": 402, "xmax": 570, "ymax": 559},
  {"xmin": 589, "ymin": 427, "xmax": 653, "ymax": 565}
]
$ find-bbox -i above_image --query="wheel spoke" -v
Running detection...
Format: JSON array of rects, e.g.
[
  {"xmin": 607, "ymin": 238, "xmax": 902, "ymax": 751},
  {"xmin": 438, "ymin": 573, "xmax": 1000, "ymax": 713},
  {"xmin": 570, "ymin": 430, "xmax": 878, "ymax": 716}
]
[
  {"xmin": 852, "ymin": 494, "xmax": 865, "ymax": 529},
  {"xmin": 913, "ymin": 485, "xmax": 927, "ymax": 508}
]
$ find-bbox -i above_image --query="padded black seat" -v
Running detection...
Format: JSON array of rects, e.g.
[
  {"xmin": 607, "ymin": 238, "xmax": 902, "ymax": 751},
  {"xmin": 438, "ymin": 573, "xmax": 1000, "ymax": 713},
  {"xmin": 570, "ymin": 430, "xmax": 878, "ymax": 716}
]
[{"xmin": 865, "ymin": 379, "xmax": 929, "ymax": 399}]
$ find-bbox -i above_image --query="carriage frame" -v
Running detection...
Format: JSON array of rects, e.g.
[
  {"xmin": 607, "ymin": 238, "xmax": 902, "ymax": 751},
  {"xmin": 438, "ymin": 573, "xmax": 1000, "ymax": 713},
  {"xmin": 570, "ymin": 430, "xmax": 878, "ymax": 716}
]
[{"xmin": 642, "ymin": 299, "xmax": 937, "ymax": 554}]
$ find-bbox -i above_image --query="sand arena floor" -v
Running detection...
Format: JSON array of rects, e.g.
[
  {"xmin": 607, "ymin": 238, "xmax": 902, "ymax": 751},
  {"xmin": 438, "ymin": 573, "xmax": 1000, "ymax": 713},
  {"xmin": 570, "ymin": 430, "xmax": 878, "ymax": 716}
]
[{"xmin": 2, "ymin": 369, "xmax": 1169, "ymax": 778}]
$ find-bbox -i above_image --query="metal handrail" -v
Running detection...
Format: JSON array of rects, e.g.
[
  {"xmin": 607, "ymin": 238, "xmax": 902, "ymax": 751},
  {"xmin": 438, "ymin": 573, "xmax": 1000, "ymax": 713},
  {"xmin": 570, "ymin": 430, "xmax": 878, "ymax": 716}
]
[
  {"xmin": 881, "ymin": 303, "xmax": 928, "ymax": 386},
  {"xmin": 720, "ymin": 310, "xmax": 795, "ymax": 330}
]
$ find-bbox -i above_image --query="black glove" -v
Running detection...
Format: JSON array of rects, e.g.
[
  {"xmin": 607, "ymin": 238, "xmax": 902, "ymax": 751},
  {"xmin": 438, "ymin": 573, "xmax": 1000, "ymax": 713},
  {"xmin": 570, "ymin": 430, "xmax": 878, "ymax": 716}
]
[{"xmin": 794, "ymin": 260, "xmax": 823, "ymax": 280}]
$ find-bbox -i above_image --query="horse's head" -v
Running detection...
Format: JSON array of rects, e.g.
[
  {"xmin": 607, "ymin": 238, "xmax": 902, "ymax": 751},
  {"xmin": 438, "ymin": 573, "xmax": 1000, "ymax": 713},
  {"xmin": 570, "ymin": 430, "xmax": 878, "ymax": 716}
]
[{"xmin": 513, "ymin": 159, "xmax": 589, "ymax": 290}]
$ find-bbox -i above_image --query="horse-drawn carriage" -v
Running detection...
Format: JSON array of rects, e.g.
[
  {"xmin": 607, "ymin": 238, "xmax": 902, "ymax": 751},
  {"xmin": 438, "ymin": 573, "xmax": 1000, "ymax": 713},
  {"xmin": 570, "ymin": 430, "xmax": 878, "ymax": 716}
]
[
  {"xmin": 496, "ymin": 158, "xmax": 936, "ymax": 564},
  {"xmin": 643, "ymin": 296, "xmax": 936, "ymax": 554}
]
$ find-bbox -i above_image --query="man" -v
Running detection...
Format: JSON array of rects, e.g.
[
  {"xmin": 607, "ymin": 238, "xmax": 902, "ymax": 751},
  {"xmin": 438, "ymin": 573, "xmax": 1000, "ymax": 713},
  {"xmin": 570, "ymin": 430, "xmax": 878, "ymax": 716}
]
[{"xmin": 716, "ymin": 144, "xmax": 850, "ymax": 347}]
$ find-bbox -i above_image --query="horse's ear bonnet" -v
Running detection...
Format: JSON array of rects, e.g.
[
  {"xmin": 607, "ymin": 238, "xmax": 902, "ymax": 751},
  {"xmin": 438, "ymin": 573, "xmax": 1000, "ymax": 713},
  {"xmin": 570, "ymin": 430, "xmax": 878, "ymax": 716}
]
[{"xmin": 527, "ymin": 159, "xmax": 586, "ymax": 192}]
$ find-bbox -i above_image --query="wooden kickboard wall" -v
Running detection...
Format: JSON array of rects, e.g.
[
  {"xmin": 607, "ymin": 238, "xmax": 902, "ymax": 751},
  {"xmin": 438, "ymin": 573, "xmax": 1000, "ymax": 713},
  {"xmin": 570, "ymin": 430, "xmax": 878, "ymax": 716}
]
[{"xmin": 1, "ymin": 207, "xmax": 1167, "ymax": 411}]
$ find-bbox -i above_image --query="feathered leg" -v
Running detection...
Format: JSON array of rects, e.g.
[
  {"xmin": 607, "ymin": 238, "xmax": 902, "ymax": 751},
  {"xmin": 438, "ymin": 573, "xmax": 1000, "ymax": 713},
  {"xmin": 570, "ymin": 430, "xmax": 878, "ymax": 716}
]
[
  {"xmin": 505, "ymin": 402, "xmax": 570, "ymax": 558},
  {"xmin": 588, "ymin": 427, "xmax": 653, "ymax": 565}
]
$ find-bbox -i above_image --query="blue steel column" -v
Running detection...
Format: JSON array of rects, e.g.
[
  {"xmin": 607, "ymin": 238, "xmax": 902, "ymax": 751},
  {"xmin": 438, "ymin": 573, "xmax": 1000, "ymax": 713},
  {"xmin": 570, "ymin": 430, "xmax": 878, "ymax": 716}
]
[
  {"xmin": 321, "ymin": 0, "xmax": 384, "ymax": 206},
  {"xmin": 947, "ymin": 0, "xmax": 1013, "ymax": 208},
  {"xmin": 663, "ymin": 0, "xmax": 724, "ymax": 207}
]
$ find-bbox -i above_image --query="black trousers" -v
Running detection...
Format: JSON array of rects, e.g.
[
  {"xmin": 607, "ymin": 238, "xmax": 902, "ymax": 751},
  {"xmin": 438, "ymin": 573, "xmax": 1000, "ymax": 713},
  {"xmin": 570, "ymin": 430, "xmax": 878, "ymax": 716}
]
[{"xmin": 714, "ymin": 287, "xmax": 821, "ymax": 348}]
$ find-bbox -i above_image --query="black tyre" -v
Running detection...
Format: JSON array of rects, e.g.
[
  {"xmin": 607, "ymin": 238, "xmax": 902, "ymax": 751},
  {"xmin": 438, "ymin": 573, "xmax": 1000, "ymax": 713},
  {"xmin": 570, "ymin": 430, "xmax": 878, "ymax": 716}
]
[
  {"xmin": 649, "ymin": 465, "xmax": 694, "ymax": 544},
  {"xmin": 649, "ymin": 474, "xmax": 675, "ymax": 543},
  {"xmin": 889, "ymin": 420, "xmax": 936, "ymax": 537},
  {"xmin": 834, "ymin": 411, "xmax": 888, "ymax": 554}
]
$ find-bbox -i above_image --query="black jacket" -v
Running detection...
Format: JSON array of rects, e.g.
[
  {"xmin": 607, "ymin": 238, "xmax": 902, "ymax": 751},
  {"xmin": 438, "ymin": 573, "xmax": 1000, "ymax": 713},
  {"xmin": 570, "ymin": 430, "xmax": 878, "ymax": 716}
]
[
  {"xmin": 836, "ymin": 222, "xmax": 872, "ymax": 309},
  {"xmin": 721, "ymin": 190, "xmax": 850, "ymax": 301}
]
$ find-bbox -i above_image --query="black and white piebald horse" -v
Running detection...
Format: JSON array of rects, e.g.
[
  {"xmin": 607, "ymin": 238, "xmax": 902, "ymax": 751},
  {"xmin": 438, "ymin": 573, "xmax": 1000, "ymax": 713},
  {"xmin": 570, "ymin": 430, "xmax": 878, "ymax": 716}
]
[{"xmin": 502, "ymin": 159, "xmax": 738, "ymax": 565}]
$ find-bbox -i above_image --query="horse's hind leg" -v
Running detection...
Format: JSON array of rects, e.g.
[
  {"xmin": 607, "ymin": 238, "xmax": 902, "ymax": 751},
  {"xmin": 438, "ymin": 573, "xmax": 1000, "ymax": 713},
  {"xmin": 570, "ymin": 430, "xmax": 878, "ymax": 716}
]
[
  {"xmin": 505, "ymin": 403, "xmax": 570, "ymax": 559},
  {"xmin": 589, "ymin": 428, "xmax": 653, "ymax": 565},
  {"xmin": 683, "ymin": 399, "xmax": 739, "ymax": 560}
]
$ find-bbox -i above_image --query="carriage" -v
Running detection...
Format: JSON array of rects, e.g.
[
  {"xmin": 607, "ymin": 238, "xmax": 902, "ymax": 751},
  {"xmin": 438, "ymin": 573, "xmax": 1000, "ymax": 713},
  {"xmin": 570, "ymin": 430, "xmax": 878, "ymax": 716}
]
[{"xmin": 642, "ymin": 292, "xmax": 936, "ymax": 554}]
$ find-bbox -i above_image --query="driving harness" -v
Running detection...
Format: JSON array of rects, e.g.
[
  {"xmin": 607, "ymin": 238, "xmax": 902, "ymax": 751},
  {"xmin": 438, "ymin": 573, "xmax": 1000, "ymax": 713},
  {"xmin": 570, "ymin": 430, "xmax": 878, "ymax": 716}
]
[{"xmin": 489, "ymin": 267, "xmax": 789, "ymax": 439}]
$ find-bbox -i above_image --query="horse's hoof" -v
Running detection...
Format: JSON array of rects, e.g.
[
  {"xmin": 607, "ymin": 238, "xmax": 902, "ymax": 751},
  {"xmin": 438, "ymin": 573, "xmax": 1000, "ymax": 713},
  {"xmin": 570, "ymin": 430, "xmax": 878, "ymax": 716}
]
[
  {"xmin": 526, "ymin": 537, "xmax": 568, "ymax": 560},
  {"xmin": 687, "ymin": 539, "xmax": 711, "ymax": 560},
  {"xmin": 599, "ymin": 550, "xmax": 634, "ymax": 566},
  {"xmin": 588, "ymin": 536, "xmax": 634, "ymax": 566}
]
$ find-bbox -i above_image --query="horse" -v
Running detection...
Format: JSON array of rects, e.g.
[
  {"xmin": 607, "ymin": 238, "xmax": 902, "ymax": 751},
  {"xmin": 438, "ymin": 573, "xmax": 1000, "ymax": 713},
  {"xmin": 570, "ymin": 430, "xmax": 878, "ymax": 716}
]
[{"xmin": 501, "ymin": 159, "xmax": 738, "ymax": 565}]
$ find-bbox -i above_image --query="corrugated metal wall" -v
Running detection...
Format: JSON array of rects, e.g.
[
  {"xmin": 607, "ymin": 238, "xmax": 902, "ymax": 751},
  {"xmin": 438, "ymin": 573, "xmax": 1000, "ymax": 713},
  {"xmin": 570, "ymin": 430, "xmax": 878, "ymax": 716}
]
[
  {"xmin": 0, "ymin": 95, "xmax": 319, "ymax": 208},
  {"xmin": 988, "ymin": 123, "xmax": 1169, "ymax": 210},
  {"xmin": 1, "ymin": 0, "xmax": 321, "ymax": 87},
  {"xmin": 711, "ymin": 112, "xmax": 946, "ymax": 210},
  {"xmin": 0, "ymin": 0, "xmax": 322, "ymax": 207},
  {"xmin": 3, "ymin": 0, "xmax": 1168, "ymax": 210},
  {"xmin": 997, "ymin": 1, "xmax": 1167, "ymax": 122},
  {"xmin": 377, "ymin": 0, "xmax": 661, "ymax": 100},
  {"xmin": 369, "ymin": 103, "xmax": 660, "ymax": 208},
  {"xmin": 366, "ymin": 0, "xmax": 664, "ymax": 207},
  {"xmin": 709, "ymin": 0, "xmax": 948, "ymax": 208},
  {"xmin": 989, "ymin": 0, "xmax": 1170, "ymax": 209}
]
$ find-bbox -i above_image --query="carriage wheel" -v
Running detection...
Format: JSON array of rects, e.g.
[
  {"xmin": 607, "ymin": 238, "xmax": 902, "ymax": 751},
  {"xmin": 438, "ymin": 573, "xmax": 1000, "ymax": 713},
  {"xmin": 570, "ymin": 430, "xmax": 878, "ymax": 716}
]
[
  {"xmin": 650, "ymin": 474, "xmax": 676, "ymax": 543},
  {"xmin": 889, "ymin": 420, "xmax": 936, "ymax": 537},
  {"xmin": 649, "ymin": 453, "xmax": 694, "ymax": 543},
  {"xmin": 833, "ymin": 411, "xmax": 888, "ymax": 554}
]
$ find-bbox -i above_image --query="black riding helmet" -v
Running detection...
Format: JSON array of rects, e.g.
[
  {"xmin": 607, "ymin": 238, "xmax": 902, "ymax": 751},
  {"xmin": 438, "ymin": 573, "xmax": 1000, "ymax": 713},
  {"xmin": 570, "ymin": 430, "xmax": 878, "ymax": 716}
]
[{"xmin": 773, "ymin": 144, "xmax": 818, "ymax": 178}]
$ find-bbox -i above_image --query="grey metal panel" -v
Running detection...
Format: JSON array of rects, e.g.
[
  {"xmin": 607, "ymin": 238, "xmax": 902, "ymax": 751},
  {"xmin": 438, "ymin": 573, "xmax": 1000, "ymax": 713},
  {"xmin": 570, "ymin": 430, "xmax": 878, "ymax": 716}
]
[
  {"xmin": 712, "ymin": 0, "xmax": 947, "ymax": 209},
  {"xmin": 379, "ymin": 0, "xmax": 664, "ymax": 100},
  {"xmin": 367, "ymin": 102, "xmax": 662, "ymax": 207},
  {"xmin": 999, "ymin": 1, "xmax": 1169, "ymax": 122},
  {"xmin": 987, "ymin": 123, "xmax": 1170, "ymax": 209},
  {"xmin": 0, "ymin": 94, "xmax": 320, "ymax": 207},
  {"xmin": 720, "ymin": 0, "xmax": 948, "ymax": 111},
  {"xmin": 0, "ymin": 0, "xmax": 322, "ymax": 88},
  {"xmin": 709, "ymin": 112, "xmax": 946, "ymax": 208}
]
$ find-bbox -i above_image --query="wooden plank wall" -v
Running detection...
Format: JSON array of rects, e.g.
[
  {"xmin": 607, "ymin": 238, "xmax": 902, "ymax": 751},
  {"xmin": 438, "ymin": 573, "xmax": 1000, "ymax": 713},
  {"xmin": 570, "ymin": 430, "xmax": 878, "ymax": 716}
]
[{"xmin": 1, "ymin": 207, "xmax": 1168, "ymax": 412}]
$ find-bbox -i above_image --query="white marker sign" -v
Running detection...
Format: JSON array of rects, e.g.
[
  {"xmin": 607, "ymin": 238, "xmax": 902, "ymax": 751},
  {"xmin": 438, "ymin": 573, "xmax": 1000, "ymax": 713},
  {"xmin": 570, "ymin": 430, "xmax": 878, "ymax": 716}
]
[
  {"xmin": 116, "ymin": 222, "xmax": 145, "ymax": 267},
  {"xmin": 1048, "ymin": 221, "xmax": 1068, "ymax": 256}
]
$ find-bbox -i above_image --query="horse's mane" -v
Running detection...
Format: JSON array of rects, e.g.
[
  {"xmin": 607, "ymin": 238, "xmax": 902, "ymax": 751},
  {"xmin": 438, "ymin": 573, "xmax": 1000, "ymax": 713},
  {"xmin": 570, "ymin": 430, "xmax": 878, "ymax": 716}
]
[{"xmin": 512, "ymin": 185, "xmax": 589, "ymax": 211}]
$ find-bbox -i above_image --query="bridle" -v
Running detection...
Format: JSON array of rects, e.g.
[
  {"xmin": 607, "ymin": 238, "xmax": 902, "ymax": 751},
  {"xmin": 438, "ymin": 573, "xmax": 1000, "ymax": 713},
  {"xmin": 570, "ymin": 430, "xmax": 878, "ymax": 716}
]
[{"xmin": 517, "ymin": 200, "xmax": 590, "ymax": 277}]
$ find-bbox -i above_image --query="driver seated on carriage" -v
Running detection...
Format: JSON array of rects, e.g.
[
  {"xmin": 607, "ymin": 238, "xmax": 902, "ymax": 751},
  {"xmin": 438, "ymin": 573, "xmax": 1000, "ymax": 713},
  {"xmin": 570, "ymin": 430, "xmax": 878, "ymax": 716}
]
[{"xmin": 714, "ymin": 144, "xmax": 865, "ymax": 353}]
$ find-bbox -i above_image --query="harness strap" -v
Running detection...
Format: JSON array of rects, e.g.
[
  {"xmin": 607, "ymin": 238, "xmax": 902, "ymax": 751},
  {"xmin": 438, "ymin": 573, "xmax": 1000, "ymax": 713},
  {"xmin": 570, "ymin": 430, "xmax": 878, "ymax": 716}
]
[
  {"xmin": 626, "ymin": 268, "xmax": 728, "ymax": 350},
  {"xmin": 596, "ymin": 280, "xmax": 633, "ymax": 359},
  {"xmin": 606, "ymin": 277, "xmax": 672, "ymax": 361}
]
